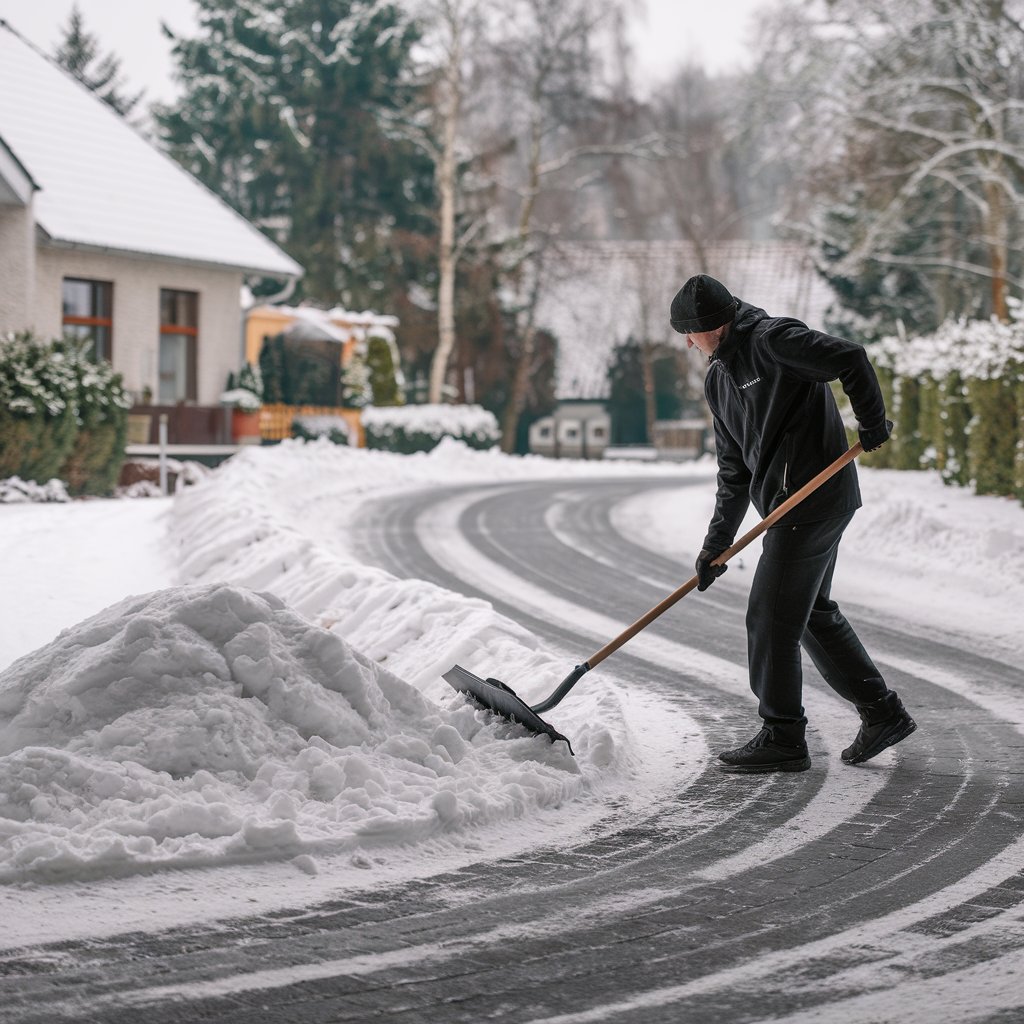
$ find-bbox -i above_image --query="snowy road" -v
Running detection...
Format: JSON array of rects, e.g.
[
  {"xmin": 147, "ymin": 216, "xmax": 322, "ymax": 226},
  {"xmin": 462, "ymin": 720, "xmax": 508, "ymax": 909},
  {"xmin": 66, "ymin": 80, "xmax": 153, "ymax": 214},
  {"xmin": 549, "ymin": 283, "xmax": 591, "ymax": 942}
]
[{"xmin": 5, "ymin": 474, "xmax": 1023, "ymax": 1023}]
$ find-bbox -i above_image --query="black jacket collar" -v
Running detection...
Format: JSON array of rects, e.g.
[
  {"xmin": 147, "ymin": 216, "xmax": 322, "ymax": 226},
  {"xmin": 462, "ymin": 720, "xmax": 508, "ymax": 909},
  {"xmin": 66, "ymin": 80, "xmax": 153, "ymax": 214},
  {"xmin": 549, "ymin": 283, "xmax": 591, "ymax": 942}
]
[{"xmin": 710, "ymin": 299, "xmax": 768, "ymax": 365}]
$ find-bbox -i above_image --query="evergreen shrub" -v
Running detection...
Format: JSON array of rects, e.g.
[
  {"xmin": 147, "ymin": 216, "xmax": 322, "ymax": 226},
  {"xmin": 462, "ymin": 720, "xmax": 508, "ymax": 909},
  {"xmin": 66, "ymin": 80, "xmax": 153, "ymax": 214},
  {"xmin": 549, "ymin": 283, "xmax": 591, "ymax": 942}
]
[
  {"xmin": 917, "ymin": 375, "xmax": 939, "ymax": 470},
  {"xmin": 0, "ymin": 332, "xmax": 130, "ymax": 494},
  {"xmin": 965, "ymin": 376, "xmax": 1018, "ymax": 496},
  {"xmin": 0, "ymin": 331, "xmax": 80, "ymax": 483},
  {"xmin": 1014, "ymin": 371, "xmax": 1024, "ymax": 502},
  {"xmin": 59, "ymin": 338, "xmax": 131, "ymax": 495},
  {"xmin": 892, "ymin": 374, "xmax": 926, "ymax": 470},
  {"xmin": 365, "ymin": 335, "xmax": 403, "ymax": 407},
  {"xmin": 937, "ymin": 371, "xmax": 971, "ymax": 487}
]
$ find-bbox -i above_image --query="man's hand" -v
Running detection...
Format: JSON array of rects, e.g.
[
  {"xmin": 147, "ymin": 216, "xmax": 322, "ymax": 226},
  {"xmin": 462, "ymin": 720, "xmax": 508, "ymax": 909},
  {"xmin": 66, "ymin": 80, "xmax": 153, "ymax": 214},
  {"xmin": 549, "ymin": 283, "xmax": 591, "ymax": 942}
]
[
  {"xmin": 696, "ymin": 549, "xmax": 728, "ymax": 591},
  {"xmin": 859, "ymin": 418, "xmax": 894, "ymax": 453}
]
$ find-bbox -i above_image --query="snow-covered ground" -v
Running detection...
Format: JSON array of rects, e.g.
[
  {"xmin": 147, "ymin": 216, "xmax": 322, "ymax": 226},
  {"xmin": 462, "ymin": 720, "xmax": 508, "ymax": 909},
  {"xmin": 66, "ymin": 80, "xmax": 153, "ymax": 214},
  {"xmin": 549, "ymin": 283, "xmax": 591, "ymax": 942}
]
[
  {"xmin": 611, "ymin": 468, "xmax": 1024, "ymax": 660},
  {"xmin": 2, "ymin": 439, "xmax": 1023, "ymax": 947}
]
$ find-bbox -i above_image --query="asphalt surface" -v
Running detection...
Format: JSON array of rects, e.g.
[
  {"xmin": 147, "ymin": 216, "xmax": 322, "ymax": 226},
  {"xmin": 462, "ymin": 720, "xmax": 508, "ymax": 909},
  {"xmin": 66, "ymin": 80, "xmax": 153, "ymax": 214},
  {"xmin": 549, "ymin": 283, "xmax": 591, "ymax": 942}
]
[{"xmin": 2, "ymin": 476, "xmax": 1023, "ymax": 1023}]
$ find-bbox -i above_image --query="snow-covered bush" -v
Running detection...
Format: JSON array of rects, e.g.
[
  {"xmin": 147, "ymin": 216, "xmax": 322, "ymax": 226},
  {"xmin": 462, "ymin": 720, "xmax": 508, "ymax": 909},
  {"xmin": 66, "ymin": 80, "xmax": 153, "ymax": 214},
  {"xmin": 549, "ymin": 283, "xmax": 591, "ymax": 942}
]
[
  {"xmin": 219, "ymin": 387, "xmax": 262, "ymax": 412},
  {"xmin": 362, "ymin": 404, "xmax": 500, "ymax": 454},
  {"xmin": 0, "ymin": 332, "xmax": 130, "ymax": 494},
  {"xmin": 291, "ymin": 414, "xmax": 351, "ymax": 445},
  {"xmin": 0, "ymin": 331, "xmax": 80, "ymax": 482},
  {"xmin": 221, "ymin": 362, "xmax": 263, "ymax": 411},
  {"xmin": 0, "ymin": 476, "xmax": 70, "ymax": 503},
  {"xmin": 869, "ymin": 317, "xmax": 1024, "ymax": 501}
]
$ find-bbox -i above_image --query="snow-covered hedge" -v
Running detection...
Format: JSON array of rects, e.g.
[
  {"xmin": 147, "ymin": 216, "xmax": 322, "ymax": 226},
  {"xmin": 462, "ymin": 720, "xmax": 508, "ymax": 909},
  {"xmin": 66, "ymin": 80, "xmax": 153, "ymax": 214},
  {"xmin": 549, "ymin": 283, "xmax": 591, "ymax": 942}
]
[
  {"xmin": 362, "ymin": 403, "xmax": 500, "ymax": 453},
  {"xmin": 292, "ymin": 414, "xmax": 351, "ymax": 445},
  {"xmin": 865, "ymin": 316, "xmax": 1024, "ymax": 502},
  {"xmin": 0, "ymin": 332, "xmax": 131, "ymax": 495}
]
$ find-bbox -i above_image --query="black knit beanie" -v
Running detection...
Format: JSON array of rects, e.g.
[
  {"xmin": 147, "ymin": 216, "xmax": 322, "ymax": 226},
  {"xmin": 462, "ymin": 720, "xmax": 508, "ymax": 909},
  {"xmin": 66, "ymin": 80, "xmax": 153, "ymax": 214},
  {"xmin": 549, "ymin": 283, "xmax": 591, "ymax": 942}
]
[{"xmin": 669, "ymin": 274, "xmax": 737, "ymax": 334}]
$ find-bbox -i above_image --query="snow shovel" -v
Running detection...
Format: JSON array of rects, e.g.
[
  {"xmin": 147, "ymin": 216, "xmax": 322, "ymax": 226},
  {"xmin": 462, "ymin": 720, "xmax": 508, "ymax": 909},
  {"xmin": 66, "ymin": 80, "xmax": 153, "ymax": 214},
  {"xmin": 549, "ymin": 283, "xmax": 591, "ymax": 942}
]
[{"xmin": 443, "ymin": 442, "xmax": 865, "ymax": 753}]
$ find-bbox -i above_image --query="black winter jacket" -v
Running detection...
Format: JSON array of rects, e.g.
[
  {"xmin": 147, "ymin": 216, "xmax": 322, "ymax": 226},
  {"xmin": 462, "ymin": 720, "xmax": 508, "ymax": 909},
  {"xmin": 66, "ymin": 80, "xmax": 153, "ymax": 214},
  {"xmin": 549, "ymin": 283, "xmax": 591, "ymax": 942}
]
[{"xmin": 702, "ymin": 300, "xmax": 886, "ymax": 553}]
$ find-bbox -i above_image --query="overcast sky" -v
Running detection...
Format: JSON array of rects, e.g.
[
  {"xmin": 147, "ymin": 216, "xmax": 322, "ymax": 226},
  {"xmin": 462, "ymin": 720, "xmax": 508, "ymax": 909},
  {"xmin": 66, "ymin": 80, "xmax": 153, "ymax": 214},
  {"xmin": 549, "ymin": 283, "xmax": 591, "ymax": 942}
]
[{"xmin": 0, "ymin": 0, "xmax": 767, "ymax": 103}]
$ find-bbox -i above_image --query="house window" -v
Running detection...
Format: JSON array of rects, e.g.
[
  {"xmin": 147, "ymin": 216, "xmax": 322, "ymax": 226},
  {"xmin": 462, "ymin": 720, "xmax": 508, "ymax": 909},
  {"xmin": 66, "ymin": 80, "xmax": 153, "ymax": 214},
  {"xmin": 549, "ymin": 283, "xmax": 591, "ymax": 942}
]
[
  {"xmin": 62, "ymin": 278, "xmax": 113, "ymax": 361},
  {"xmin": 159, "ymin": 289, "xmax": 198, "ymax": 403}
]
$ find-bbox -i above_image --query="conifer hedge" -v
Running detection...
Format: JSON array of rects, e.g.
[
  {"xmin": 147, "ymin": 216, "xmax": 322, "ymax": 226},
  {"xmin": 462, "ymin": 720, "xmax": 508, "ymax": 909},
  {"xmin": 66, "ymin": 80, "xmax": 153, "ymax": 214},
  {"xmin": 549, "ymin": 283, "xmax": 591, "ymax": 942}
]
[{"xmin": 866, "ymin": 317, "xmax": 1024, "ymax": 504}]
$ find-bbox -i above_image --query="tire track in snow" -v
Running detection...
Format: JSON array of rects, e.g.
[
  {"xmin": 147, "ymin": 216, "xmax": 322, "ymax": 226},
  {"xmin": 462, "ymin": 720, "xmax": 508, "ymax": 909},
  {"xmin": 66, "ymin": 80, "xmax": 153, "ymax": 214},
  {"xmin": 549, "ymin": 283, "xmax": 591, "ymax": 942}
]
[
  {"xmin": 371, "ymin": 477, "xmax": 1024, "ymax": 1022},
  {"xmin": 2, "ymin": 477, "xmax": 1021, "ymax": 1023}
]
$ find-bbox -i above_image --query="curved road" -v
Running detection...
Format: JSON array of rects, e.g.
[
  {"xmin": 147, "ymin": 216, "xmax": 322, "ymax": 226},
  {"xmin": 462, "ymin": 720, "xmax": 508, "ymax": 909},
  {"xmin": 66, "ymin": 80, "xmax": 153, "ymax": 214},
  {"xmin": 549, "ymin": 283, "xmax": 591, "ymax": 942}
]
[{"xmin": 3, "ymin": 476, "xmax": 1023, "ymax": 1023}]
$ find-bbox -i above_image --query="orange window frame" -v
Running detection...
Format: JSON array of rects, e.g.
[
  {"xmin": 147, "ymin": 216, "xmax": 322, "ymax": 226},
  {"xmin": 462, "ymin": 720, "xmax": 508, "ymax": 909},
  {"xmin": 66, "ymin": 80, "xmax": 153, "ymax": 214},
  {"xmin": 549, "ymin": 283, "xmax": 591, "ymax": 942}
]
[{"xmin": 62, "ymin": 279, "xmax": 113, "ymax": 360}]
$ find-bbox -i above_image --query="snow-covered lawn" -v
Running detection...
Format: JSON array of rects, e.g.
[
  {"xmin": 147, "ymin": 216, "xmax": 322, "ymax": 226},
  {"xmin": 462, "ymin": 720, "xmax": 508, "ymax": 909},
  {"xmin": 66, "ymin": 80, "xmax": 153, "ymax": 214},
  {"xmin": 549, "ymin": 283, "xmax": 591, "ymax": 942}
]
[{"xmin": 2, "ymin": 439, "xmax": 1022, "ymax": 945}]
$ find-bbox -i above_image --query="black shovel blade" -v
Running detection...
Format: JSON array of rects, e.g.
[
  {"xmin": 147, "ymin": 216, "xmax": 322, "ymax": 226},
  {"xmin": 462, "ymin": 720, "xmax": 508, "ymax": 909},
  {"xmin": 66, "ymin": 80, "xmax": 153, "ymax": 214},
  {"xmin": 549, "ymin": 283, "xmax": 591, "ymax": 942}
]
[{"xmin": 443, "ymin": 664, "xmax": 573, "ymax": 754}]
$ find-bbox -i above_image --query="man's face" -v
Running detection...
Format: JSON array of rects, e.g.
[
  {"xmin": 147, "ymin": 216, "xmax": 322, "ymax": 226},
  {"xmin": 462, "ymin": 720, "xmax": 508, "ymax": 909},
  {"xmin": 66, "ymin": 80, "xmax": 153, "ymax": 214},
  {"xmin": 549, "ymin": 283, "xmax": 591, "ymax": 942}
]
[{"xmin": 686, "ymin": 326, "xmax": 725, "ymax": 358}]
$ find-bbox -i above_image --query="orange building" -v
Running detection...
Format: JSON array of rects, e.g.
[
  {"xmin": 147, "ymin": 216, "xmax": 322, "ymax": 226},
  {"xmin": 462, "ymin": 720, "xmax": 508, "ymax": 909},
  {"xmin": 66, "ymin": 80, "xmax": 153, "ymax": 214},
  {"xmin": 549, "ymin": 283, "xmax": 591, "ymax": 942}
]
[
  {"xmin": 245, "ymin": 303, "xmax": 400, "ymax": 367},
  {"xmin": 244, "ymin": 303, "xmax": 401, "ymax": 448}
]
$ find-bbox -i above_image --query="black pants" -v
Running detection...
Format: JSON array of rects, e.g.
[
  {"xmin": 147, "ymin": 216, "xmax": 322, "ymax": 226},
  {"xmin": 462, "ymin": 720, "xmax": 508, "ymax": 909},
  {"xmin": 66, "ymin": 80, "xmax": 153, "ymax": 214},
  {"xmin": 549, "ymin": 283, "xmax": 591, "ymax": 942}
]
[{"xmin": 746, "ymin": 512, "xmax": 887, "ymax": 743}]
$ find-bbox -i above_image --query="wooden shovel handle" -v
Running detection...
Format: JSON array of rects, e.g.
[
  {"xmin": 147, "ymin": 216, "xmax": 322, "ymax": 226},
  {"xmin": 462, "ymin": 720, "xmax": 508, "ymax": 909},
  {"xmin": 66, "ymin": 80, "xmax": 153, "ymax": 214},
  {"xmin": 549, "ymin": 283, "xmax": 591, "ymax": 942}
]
[{"xmin": 585, "ymin": 441, "xmax": 864, "ymax": 670}]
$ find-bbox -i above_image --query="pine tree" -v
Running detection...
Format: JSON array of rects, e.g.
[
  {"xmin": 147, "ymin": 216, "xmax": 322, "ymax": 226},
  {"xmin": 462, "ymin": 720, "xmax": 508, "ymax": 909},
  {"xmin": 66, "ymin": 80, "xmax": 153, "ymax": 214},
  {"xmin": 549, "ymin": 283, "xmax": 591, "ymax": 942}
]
[
  {"xmin": 156, "ymin": 0, "xmax": 435, "ymax": 308},
  {"xmin": 53, "ymin": 4, "xmax": 144, "ymax": 118},
  {"xmin": 341, "ymin": 354, "xmax": 372, "ymax": 408}
]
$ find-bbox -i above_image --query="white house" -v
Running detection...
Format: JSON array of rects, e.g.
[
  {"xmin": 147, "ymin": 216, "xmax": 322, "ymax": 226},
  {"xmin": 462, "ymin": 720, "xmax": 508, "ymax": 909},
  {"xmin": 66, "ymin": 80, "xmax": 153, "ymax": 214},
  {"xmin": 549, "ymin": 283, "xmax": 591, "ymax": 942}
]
[{"xmin": 0, "ymin": 19, "xmax": 302, "ymax": 418}]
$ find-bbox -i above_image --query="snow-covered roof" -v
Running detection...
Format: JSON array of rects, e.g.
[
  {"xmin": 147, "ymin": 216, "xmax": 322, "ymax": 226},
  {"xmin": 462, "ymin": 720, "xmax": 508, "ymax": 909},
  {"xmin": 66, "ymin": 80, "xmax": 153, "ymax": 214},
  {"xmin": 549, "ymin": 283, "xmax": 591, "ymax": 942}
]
[
  {"xmin": 536, "ymin": 240, "xmax": 835, "ymax": 401},
  {"xmin": 250, "ymin": 303, "xmax": 398, "ymax": 344},
  {"xmin": 0, "ymin": 131, "xmax": 38, "ymax": 205},
  {"xmin": 0, "ymin": 20, "xmax": 302, "ymax": 279}
]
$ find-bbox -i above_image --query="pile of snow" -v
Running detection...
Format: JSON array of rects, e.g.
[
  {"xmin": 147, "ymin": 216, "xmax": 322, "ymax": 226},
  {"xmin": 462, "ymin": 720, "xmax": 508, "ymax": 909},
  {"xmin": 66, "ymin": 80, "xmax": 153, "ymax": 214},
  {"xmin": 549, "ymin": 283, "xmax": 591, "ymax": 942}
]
[
  {"xmin": 0, "ymin": 584, "xmax": 608, "ymax": 882},
  {"xmin": 1, "ymin": 443, "xmax": 706, "ymax": 884},
  {"xmin": 0, "ymin": 477, "xmax": 70, "ymax": 504}
]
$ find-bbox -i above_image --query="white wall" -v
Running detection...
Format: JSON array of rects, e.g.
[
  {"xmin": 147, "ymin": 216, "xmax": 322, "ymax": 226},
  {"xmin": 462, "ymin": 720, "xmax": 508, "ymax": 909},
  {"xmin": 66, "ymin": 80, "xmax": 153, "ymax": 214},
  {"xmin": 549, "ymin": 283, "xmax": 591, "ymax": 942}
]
[
  {"xmin": 32, "ymin": 246, "xmax": 244, "ymax": 405},
  {"xmin": 0, "ymin": 202, "xmax": 36, "ymax": 329}
]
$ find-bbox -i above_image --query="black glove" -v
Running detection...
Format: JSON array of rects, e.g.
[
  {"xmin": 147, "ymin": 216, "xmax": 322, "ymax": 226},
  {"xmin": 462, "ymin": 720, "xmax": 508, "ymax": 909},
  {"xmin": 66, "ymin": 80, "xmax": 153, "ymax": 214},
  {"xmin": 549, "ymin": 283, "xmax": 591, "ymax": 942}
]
[
  {"xmin": 696, "ymin": 549, "xmax": 728, "ymax": 592},
  {"xmin": 859, "ymin": 418, "xmax": 894, "ymax": 453}
]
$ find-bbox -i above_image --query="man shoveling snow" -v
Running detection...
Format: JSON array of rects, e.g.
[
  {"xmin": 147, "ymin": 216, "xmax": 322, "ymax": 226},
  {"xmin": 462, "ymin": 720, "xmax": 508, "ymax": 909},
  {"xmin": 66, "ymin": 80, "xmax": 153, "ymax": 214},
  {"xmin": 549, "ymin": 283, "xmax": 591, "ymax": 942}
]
[{"xmin": 669, "ymin": 273, "xmax": 918, "ymax": 774}]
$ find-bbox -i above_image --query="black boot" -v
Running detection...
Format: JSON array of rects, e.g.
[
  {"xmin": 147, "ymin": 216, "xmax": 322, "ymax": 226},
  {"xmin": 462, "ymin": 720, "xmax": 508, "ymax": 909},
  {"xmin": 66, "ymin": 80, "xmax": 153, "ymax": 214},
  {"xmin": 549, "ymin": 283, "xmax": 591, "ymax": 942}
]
[
  {"xmin": 718, "ymin": 726, "xmax": 811, "ymax": 773},
  {"xmin": 842, "ymin": 691, "xmax": 917, "ymax": 765}
]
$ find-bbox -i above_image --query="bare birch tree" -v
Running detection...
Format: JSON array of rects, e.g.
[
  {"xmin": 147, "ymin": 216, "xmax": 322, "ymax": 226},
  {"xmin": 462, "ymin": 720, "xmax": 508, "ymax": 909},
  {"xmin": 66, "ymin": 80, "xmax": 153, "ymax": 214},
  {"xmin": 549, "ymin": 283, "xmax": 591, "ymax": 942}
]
[
  {"xmin": 395, "ymin": 0, "xmax": 491, "ymax": 403},
  {"xmin": 482, "ymin": 0, "xmax": 659, "ymax": 451},
  {"xmin": 752, "ymin": 0, "xmax": 1024, "ymax": 335}
]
